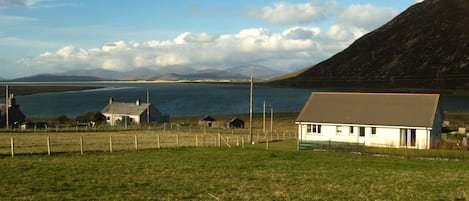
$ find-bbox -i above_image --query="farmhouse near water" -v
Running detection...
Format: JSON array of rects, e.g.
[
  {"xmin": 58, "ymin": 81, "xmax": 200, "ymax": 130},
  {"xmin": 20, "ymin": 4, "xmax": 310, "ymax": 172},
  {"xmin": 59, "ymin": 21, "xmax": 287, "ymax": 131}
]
[
  {"xmin": 0, "ymin": 94, "xmax": 26, "ymax": 128},
  {"xmin": 296, "ymin": 92, "xmax": 443, "ymax": 149},
  {"xmin": 101, "ymin": 98, "xmax": 168, "ymax": 126}
]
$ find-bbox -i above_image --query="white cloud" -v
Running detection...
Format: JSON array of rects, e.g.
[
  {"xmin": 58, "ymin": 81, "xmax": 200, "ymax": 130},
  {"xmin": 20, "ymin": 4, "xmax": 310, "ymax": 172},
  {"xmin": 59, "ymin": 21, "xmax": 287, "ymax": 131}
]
[
  {"xmin": 19, "ymin": 26, "xmax": 361, "ymax": 72},
  {"xmin": 15, "ymin": 2, "xmax": 403, "ymax": 75},
  {"xmin": 339, "ymin": 4, "xmax": 397, "ymax": 30},
  {"xmin": 249, "ymin": 1, "xmax": 338, "ymax": 25},
  {"xmin": 0, "ymin": 0, "xmax": 78, "ymax": 8},
  {"xmin": 0, "ymin": 0, "xmax": 44, "ymax": 8}
]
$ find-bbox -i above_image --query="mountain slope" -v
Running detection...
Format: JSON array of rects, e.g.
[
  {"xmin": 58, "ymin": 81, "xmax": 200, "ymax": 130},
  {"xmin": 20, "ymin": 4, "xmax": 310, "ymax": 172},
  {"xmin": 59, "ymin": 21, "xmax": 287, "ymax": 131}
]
[{"xmin": 273, "ymin": 0, "xmax": 469, "ymax": 89}]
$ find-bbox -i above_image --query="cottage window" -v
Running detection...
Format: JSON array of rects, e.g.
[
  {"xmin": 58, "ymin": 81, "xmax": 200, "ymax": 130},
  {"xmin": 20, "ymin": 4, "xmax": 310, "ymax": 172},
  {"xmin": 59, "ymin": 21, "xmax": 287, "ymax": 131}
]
[
  {"xmin": 371, "ymin": 127, "xmax": 377, "ymax": 135},
  {"xmin": 306, "ymin": 124, "xmax": 321, "ymax": 134},
  {"xmin": 336, "ymin": 126, "xmax": 342, "ymax": 135},
  {"xmin": 350, "ymin": 127, "xmax": 354, "ymax": 135},
  {"xmin": 107, "ymin": 116, "xmax": 110, "ymax": 120}
]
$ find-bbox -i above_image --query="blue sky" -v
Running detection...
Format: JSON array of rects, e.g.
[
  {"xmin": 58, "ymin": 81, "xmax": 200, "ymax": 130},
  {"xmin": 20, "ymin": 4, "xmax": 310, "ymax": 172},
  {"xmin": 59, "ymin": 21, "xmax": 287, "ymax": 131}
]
[{"xmin": 0, "ymin": 0, "xmax": 422, "ymax": 79}]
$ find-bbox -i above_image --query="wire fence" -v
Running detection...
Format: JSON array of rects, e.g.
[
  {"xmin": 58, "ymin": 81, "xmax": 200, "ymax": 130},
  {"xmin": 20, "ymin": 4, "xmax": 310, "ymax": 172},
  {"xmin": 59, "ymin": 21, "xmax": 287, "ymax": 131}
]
[
  {"xmin": 299, "ymin": 140, "xmax": 469, "ymax": 161},
  {"xmin": 0, "ymin": 128, "xmax": 297, "ymax": 157}
]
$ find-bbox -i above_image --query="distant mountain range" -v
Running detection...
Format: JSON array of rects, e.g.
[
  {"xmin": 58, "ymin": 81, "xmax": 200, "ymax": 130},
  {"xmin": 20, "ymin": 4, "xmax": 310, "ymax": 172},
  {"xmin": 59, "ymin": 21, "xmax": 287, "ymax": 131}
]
[
  {"xmin": 8, "ymin": 65, "xmax": 284, "ymax": 82},
  {"xmin": 272, "ymin": 0, "xmax": 469, "ymax": 89},
  {"xmin": 10, "ymin": 74, "xmax": 105, "ymax": 82}
]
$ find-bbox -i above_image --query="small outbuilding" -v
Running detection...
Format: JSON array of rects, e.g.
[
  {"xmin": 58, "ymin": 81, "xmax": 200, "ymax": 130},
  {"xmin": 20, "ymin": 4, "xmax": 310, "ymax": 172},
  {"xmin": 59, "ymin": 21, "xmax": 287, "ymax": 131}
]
[
  {"xmin": 227, "ymin": 117, "xmax": 244, "ymax": 128},
  {"xmin": 199, "ymin": 115, "xmax": 216, "ymax": 128},
  {"xmin": 296, "ymin": 92, "xmax": 443, "ymax": 150}
]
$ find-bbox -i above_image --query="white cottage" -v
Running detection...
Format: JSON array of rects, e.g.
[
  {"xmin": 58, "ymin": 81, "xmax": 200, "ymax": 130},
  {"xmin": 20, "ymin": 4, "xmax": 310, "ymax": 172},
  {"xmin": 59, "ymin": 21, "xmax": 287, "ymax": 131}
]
[
  {"xmin": 101, "ymin": 98, "xmax": 168, "ymax": 125},
  {"xmin": 296, "ymin": 92, "xmax": 442, "ymax": 149}
]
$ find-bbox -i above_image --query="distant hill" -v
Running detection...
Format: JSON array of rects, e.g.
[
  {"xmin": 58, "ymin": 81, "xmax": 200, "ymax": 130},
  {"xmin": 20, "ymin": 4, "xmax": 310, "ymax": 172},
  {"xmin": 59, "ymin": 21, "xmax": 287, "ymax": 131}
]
[
  {"xmin": 272, "ymin": 0, "xmax": 469, "ymax": 89},
  {"xmin": 151, "ymin": 69, "xmax": 248, "ymax": 81},
  {"xmin": 10, "ymin": 74, "xmax": 105, "ymax": 82},
  {"xmin": 226, "ymin": 65, "xmax": 285, "ymax": 80},
  {"xmin": 58, "ymin": 69, "xmax": 123, "ymax": 80},
  {"xmin": 120, "ymin": 67, "xmax": 159, "ymax": 80}
]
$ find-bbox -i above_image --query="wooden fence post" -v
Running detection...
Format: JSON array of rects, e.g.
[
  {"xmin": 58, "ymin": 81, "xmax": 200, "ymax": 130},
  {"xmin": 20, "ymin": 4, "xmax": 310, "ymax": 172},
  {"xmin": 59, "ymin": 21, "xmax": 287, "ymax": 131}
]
[
  {"xmin": 266, "ymin": 135, "xmax": 269, "ymax": 150},
  {"xmin": 242, "ymin": 137, "xmax": 244, "ymax": 148},
  {"xmin": 109, "ymin": 136, "xmax": 113, "ymax": 153},
  {"xmin": 157, "ymin": 134, "xmax": 161, "ymax": 149},
  {"xmin": 218, "ymin": 134, "xmax": 221, "ymax": 148},
  {"xmin": 134, "ymin": 135, "xmax": 138, "ymax": 151},
  {"xmin": 80, "ymin": 136, "xmax": 84, "ymax": 155},
  {"xmin": 256, "ymin": 131, "xmax": 259, "ymax": 143},
  {"xmin": 10, "ymin": 137, "xmax": 14, "ymax": 157},
  {"xmin": 47, "ymin": 136, "xmax": 51, "ymax": 156},
  {"xmin": 196, "ymin": 135, "xmax": 199, "ymax": 147},
  {"xmin": 176, "ymin": 134, "xmax": 179, "ymax": 148},
  {"xmin": 236, "ymin": 135, "xmax": 240, "ymax": 147}
]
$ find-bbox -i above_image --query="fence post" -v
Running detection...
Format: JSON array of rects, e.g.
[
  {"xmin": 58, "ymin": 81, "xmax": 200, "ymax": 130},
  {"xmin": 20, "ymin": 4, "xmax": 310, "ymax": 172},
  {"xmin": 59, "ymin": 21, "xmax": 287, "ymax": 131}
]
[
  {"xmin": 256, "ymin": 131, "xmax": 259, "ymax": 143},
  {"xmin": 196, "ymin": 135, "xmax": 199, "ymax": 147},
  {"xmin": 176, "ymin": 134, "xmax": 179, "ymax": 148},
  {"xmin": 10, "ymin": 137, "xmax": 14, "ymax": 157},
  {"xmin": 236, "ymin": 135, "xmax": 240, "ymax": 147},
  {"xmin": 242, "ymin": 137, "xmax": 244, "ymax": 148},
  {"xmin": 218, "ymin": 133, "xmax": 221, "ymax": 148},
  {"xmin": 134, "ymin": 135, "xmax": 138, "ymax": 151},
  {"xmin": 47, "ymin": 136, "xmax": 51, "ymax": 156},
  {"xmin": 157, "ymin": 134, "xmax": 160, "ymax": 149},
  {"xmin": 266, "ymin": 135, "xmax": 269, "ymax": 150},
  {"xmin": 109, "ymin": 136, "xmax": 113, "ymax": 153},
  {"xmin": 80, "ymin": 136, "xmax": 84, "ymax": 155}
]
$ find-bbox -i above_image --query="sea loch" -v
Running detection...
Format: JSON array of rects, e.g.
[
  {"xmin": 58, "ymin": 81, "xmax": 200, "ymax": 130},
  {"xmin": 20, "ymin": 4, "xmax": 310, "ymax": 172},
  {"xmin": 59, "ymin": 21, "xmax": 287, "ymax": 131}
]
[{"xmin": 14, "ymin": 83, "xmax": 469, "ymax": 118}]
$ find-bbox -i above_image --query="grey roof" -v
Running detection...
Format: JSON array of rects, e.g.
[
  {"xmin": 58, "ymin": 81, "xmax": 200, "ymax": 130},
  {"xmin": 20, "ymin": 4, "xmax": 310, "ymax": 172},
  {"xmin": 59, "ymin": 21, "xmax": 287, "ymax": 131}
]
[
  {"xmin": 101, "ymin": 102, "xmax": 152, "ymax": 116},
  {"xmin": 296, "ymin": 92, "xmax": 440, "ymax": 128}
]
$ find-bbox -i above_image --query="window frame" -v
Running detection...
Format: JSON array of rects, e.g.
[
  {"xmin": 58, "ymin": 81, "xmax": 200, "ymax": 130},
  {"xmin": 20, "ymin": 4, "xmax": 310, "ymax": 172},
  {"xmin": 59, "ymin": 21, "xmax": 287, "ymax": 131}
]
[{"xmin": 306, "ymin": 124, "xmax": 321, "ymax": 135}]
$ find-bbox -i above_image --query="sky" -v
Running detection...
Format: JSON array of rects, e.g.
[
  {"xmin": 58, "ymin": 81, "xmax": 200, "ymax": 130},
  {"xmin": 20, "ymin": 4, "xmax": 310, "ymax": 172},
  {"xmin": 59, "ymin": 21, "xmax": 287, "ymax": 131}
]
[{"xmin": 0, "ymin": 0, "xmax": 424, "ymax": 79}]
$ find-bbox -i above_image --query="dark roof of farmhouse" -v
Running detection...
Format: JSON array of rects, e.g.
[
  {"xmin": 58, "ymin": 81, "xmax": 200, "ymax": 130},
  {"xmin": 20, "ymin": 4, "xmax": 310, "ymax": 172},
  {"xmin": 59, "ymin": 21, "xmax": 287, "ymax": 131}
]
[
  {"xmin": 101, "ymin": 102, "xmax": 151, "ymax": 116},
  {"xmin": 200, "ymin": 115, "xmax": 216, "ymax": 121},
  {"xmin": 296, "ymin": 92, "xmax": 440, "ymax": 128}
]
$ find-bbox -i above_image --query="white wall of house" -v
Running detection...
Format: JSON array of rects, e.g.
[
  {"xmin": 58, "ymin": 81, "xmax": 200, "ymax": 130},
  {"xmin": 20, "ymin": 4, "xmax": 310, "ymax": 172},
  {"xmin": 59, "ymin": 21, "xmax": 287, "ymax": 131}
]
[
  {"xmin": 298, "ymin": 122, "xmax": 432, "ymax": 149},
  {"xmin": 103, "ymin": 113, "xmax": 141, "ymax": 125}
]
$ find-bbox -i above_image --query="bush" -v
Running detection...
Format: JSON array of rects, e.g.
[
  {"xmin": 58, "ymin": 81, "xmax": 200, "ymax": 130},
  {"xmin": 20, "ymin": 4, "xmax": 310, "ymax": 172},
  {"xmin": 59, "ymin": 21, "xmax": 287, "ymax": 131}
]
[{"xmin": 75, "ymin": 112, "xmax": 106, "ymax": 123}]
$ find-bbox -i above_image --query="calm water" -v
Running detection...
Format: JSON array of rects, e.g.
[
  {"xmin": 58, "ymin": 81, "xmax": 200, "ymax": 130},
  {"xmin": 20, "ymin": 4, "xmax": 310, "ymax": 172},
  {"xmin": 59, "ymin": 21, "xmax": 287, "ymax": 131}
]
[{"xmin": 14, "ymin": 83, "xmax": 469, "ymax": 118}]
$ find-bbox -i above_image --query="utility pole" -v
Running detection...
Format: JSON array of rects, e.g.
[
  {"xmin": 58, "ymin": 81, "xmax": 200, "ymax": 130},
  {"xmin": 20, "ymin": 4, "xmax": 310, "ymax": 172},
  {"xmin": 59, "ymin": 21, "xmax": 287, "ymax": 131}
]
[
  {"xmin": 270, "ymin": 104, "xmax": 273, "ymax": 133},
  {"xmin": 5, "ymin": 85, "xmax": 9, "ymax": 129},
  {"xmin": 249, "ymin": 76, "xmax": 253, "ymax": 144}
]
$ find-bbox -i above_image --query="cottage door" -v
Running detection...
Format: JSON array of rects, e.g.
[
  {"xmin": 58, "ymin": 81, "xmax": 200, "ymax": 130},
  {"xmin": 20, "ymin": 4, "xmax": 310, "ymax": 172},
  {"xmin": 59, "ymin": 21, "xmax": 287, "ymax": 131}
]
[{"xmin": 358, "ymin": 127, "xmax": 366, "ymax": 144}]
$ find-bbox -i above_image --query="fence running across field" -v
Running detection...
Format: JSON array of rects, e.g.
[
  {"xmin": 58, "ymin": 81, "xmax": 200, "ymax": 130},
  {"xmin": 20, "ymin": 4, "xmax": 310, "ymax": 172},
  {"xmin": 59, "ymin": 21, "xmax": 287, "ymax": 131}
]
[{"xmin": 0, "ymin": 127, "xmax": 297, "ymax": 156}]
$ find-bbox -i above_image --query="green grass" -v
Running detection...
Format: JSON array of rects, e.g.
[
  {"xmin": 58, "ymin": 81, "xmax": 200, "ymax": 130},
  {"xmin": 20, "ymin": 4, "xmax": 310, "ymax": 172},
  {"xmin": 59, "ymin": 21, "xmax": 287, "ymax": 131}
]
[{"xmin": 1, "ymin": 140, "xmax": 469, "ymax": 200}]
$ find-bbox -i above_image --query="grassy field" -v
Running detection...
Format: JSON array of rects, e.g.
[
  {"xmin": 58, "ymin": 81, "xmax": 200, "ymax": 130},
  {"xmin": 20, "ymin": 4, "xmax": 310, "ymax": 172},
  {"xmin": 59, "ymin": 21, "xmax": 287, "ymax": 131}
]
[{"xmin": 1, "ymin": 140, "xmax": 469, "ymax": 200}]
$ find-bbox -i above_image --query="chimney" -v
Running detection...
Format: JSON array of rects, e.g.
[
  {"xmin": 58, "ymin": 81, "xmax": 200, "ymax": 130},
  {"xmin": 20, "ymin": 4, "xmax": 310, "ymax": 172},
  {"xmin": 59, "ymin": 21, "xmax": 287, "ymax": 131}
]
[
  {"xmin": 109, "ymin": 97, "xmax": 114, "ymax": 104},
  {"xmin": 9, "ymin": 94, "xmax": 15, "ymax": 107},
  {"xmin": 136, "ymin": 99, "xmax": 141, "ymax": 106}
]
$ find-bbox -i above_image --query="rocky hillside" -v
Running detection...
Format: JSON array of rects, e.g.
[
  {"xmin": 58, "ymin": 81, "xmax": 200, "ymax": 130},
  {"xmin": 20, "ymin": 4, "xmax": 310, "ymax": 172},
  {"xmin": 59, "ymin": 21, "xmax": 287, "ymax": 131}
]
[{"xmin": 273, "ymin": 0, "xmax": 469, "ymax": 89}]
